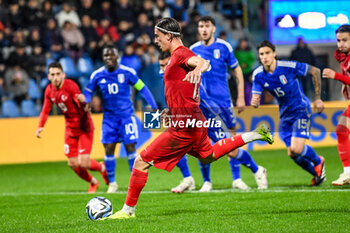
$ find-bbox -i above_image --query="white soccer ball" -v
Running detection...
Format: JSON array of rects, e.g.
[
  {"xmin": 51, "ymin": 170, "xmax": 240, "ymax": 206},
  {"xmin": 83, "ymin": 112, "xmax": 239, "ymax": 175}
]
[{"xmin": 86, "ymin": 196, "xmax": 113, "ymax": 220}]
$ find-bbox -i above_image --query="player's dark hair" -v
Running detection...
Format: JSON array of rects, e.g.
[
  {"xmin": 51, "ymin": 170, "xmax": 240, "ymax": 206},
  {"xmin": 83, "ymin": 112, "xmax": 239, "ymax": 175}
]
[
  {"xmin": 48, "ymin": 61, "xmax": 63, "ymax": 71},
  {"xmin": 198, "ymin": 16, "xmax": 216, "ymax": 26},
  {"xmin": 102, "ymin": 44, "xmax": 118, "ymax": 55},
  {"xmin": 336, "ymin": 24, "xmax": 350, "ymax": 34},
  {"xmin": 155, "ymin": 17, "xmax": 181, "ymax": 38},
  {"xmin": 159, "ymin": 51, "xmax": 171, "ymax": 60},
  {"xmin": 257, "ymin": 40, "xmax": 276, "ymax": 52}
]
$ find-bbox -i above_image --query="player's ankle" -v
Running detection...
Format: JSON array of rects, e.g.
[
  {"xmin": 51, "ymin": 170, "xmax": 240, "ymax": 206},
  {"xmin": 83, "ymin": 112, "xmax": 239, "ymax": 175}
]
[
  {"xmin": 122, "ymin": 204, "xmax": 135, "ymax": 216},
  {"xmin": 91, "ymin": 177, "xmax": 98, "ymax": 185}
]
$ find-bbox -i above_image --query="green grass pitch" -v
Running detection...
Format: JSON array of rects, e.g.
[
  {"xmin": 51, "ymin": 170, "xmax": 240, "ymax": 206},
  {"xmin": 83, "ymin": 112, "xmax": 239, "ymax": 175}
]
[{"xmin": 1, "ymin": 146, "xmax": 350, "ymax": 232}]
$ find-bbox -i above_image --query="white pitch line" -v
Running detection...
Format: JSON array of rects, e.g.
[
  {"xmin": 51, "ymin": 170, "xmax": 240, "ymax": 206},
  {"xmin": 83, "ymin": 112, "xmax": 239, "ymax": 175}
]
[{"xmin": 1, "ymin": 188, "xmax": 350, "ymax": 196}]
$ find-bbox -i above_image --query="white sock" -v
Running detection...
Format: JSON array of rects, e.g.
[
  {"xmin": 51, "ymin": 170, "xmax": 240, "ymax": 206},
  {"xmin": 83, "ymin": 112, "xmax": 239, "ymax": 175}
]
[
  {"xmin": 91, "ymin": 177, "xmax": 98, "ymax": 184},
  {"xmin": 109, "ymin": 181, "xmax": 117, "ymax": 186},
  {"xmin": 241, "ymin": 132, "xmax": 261, "ymax": 143},
  {"xmin": 344, "ymin": 166, "xmax": 350, "ymax": 174},
  {"xmin": 122, "ymin": 204, "xmax": 136, "ymax": 216},
  {"xmin": 101, "ymin": 163, "xmax": 105, "ymax": 173}
]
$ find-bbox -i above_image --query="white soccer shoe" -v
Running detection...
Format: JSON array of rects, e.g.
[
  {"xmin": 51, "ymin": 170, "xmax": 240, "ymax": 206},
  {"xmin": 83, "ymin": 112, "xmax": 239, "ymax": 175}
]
[
  {"xmin": 199, "ymin": 181, "xmax": 213, "ymax": 192},
  {"xmin": 332, "ymin": 172, "xmax": 350, "ymax": 186},
  {"xmin": 107, "ymin": 182, "xmax": 118, "ymax": 193},
  {"xmin": 254, "ymin": 166, "xmax": 268, "ymax": 189},
  {"xmin": 232, "ymin": 178, "xmax": 250, "ymax": 190},
  {"xmin": 171, "ymin": 176, "xmax": 195, "ymax": 193}
]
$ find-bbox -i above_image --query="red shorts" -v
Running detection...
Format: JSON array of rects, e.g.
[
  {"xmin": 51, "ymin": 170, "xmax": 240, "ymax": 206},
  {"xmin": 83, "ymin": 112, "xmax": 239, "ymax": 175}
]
[
  {"xmin": 342, "ymin": 105, "xmax": 350, "ymax": 117},
  {"xmin": 140, "ymin": 128, "xmax": 213, "ymax": 172},
  {"xmin": 64, "ymin": 131, "xmax": 94, "ymax": 158}
]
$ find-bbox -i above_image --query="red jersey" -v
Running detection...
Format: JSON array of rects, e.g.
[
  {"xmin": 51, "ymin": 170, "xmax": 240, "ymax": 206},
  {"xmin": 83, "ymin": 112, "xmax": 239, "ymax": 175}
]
[
  {"xmin": 164, "ymin": 46, "xmax": 205, "ymax": 125},
  {"xmin": 334, "ymin": 49, "xmax": 350, "ymax": 85},
  {"xmin": 38, "ymin": 79, "xmax": 94, "ymax": 135}
]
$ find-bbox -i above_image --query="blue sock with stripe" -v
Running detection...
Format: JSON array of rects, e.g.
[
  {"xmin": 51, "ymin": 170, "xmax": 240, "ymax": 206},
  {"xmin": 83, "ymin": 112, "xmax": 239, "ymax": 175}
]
[
  {"xmin": 127, "ymin": 151, "xmax": 137, "ymax": 172},
  {"xmin": 198, "ymin": 161, "xmax": 211, "ymax": 182},
  {"xmin": 104, "ymin": 154, "xmax": 116, "ymax": 183},
  {"xmin": 176, "ymin": 156, "xmax": 191, "ymax": 178},
  {"xmin": 229, "ymin": 157, "xmax": 241, "ymax": 180},
  {"xmin": 300, "ymin": 145, "xmax": 321, "ymax": 166},
  {"xmin": 235, "ymin": 149, "xmax": 259, "ymax": 173},
  {"xmin": 291, "ymin": 154, "xmax": 317, "ymax": 176}
]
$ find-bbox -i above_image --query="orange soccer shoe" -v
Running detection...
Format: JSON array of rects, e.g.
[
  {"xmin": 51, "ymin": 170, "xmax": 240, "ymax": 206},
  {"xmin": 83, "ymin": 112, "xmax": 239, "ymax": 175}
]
[
  {"xmin": 312, "ymin": 156, "xmax": 326, "ymax": 186},
  {"xmin": 88, "ymin": 180, "xmax": 99, "ymax": 193},
  {"xmin": 100, "ymin": 162, "xmax": 109, "ymax": 185}
]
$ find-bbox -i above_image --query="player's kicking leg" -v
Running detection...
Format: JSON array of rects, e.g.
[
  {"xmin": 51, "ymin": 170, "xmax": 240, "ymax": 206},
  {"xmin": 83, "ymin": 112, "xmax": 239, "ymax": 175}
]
[
  {"xmin": 172, "ymin": 156, "xmax": 195, "ymax": 193},
  {"xmin": 103, "ymin": 124, "xmax": 273, "ymax": 220}
]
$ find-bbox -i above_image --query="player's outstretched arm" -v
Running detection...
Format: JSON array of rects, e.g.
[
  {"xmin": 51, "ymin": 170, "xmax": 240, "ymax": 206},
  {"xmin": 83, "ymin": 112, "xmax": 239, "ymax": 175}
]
[
  {"xmin": 133, "ymin": 80, "xmax": 158, "ymax": 110},
  {"xmin": 322, "ymin": 68, "xmax": 350, "ymax": 99},
  {"xmin": 183, "ymin": 56, "xmax": 210, "ymax": 84},
  {"xmin": 76, "ymin": 93, "xmax": 86, "ymax": 103},
  {"xmin": 308, "ymin": 65, "xmax": 324, "ymax": 113},
  {"xmin": 251, "ymin": 94, "xmax": 261, "ymax": 108},
  {"xmin": 232, "ymin": 65, "xmax": 246, "ymax": 113}
]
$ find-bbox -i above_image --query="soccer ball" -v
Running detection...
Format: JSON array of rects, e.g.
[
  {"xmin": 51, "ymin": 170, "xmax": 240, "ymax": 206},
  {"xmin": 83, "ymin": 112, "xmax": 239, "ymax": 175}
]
[{"xmin": 86, "ymin": 196, "xmax": 113, "ymax": 220}]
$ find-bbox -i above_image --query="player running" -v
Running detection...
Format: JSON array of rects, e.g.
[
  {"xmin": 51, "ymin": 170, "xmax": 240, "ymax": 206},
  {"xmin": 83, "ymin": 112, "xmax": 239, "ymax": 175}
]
[
  {"xmin": 322, "ymin": 24, "xmax": 350, "ymax": 185},
  {"xmin": 77, "ymin": 45, "xmax": 158, "ymax": 193},
  {"xmin": 251, "ymin": 40, "xmax": 326, "ymax": 186},
  {"xmin": 172, "ymin": 16, "xmax": 267, "ymax": 192},
  {"xmin": 104, "ymin": 17, "xmax": 273, "ymax": 220},
  {"xmin": 35, "ymin": 62, "xmax": 108, "ymax": 193}
]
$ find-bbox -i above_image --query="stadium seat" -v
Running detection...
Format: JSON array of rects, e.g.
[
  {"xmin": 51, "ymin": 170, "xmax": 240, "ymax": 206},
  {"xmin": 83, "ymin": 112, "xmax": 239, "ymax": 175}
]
[
  {"xmin": 21, "ymin": 99, "xmax": 39, "ymax": 117},
  {"xmin": 79, "ymin": 76, "xmax": 90, "ymax": 91},
  {"xmin": 77, "ymin": 56, "xmax": 94, "ymax": 77},
  {"xmin": 1, "ymin": 100, "xmax": 20, "ymax": 118},
  {"xmin": 46, "ymin": 58, "xmax": 55, "ymax": 71},
  {"xmin": 59, "ymin": 57, "xmax": 79, "ymax": 78},
  {"xmin": 28, "ymin": 79, "xmax": 41, "ymax": 100},
  {"xmin": 40, "ymin": 78, "xmax": 50, "ymax": 90}
]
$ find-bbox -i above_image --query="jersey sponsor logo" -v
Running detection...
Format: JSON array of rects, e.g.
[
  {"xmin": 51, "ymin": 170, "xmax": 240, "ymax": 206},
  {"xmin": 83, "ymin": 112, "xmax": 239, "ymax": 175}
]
[
  {"xmin": 264, "ymin": 82, "xmax": 269, "ymax": 87},
  {"xmin": 79, "ymin": 149, "xmax": 85, "ymax": 153},
  {"xmin": 61, "ymin": 95, "xmax": 68, "ymax": 101},
  {"xmin": 129, "ymin": 135, "xmax": 136, "ymax": 140},
  {"xmin": 100, "ymin": 79, "xmax": 106, "ymax": 84},
  {"xmin": 118, "ymin": 74, "xmax": 125, "ymax": 83},
  {"xmin": 279, "ymin": 75, "xmax": 288, "ymax": 84},
  {"xmin": 214, "ymin": 49, "xmax": 220, "ymax": 59}
]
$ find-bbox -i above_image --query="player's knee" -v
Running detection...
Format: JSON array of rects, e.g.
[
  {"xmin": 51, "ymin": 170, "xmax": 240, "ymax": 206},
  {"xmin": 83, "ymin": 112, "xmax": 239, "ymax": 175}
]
[
  {"xmin": 290, "ymin": 145, "xmax": 303, "ymax": 155},
  {"xmin": 133, "ymin": 155, "xmax": 150, "ymax": 171},
  {"xmin": 227, "ymin": 149, "xmax": 238, "ymax": 158},
  {"xmin": 79, "ymin": 160, "xmax": 90, "ymax": 169},
  {"xmin": 200, "ymin": 154, "xmax": 215, "ymax": 164},
  {"xmin": 68, "ymin": 160, "xmax": 79, "ymax": 169}
]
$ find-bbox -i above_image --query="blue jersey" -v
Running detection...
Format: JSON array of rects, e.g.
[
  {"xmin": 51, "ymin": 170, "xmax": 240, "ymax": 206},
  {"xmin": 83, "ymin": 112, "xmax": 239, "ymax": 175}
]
[
  {"xmin": 84, "ymin": 64, "xmax": 139, "ymax": 118},
  {"xmin": 190, "ymin": 38, "xmax": 238, "ymax": 107},
  {"xmin": 252, "ymin": 60, "xmax": 311, "ymax": 119}
]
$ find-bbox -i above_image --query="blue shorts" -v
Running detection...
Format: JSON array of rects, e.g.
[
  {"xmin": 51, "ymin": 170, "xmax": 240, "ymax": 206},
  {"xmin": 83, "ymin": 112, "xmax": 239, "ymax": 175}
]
[
  {"xmin": 200, "ymin": 101, "xmax": 234, "ymax": 143},
  {"xmin": 279, "ymin": 111, "xmax": 311, "ymax": 147},
  {"xmin": 101, "ymin": 115, "xmax": 139, "ymax": 145}
]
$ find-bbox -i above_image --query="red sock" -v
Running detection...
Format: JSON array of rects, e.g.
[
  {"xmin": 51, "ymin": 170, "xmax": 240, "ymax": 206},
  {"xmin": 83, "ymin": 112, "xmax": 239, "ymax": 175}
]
[
  {"xmin": 89, "ymin": 159, "xmax": 102, "ymax": 171},
  {"xmin": 213, "ymin": 135, "xmax": 245, "ymax": 160},
  {"xmin": 125, "ymin": 168, "xmax": 148, "ymax": 207},
  {"xmin": 336, "ymin": 124, "xmax": 350, "ymax": 167},
  {"xmin": 72, "ymin": 167, "xmax": 92, "ymax": 182}
]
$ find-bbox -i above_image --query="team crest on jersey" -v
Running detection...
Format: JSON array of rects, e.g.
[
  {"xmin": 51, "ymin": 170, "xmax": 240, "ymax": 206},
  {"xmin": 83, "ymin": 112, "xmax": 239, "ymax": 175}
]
[
  {"xmin": 118, "ymin": 74, "xmax": 125, "ymax": 83},
  {"xmin": 279, "ymin": 75, "xmax": 287, "ymax": 84},
  {"xmin": 213, "ymin": 49, "xmax": 220, "ymax": 59},
  {"xmin": 61, "ymin": 95, "xmax": 67, "ymax": 101}
]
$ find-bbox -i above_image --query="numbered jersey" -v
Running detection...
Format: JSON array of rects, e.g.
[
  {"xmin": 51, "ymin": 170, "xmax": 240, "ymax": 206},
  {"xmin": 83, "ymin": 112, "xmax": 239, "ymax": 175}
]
[
  {"xmin": 39, "ymin": 79, "xmax": 94, "ymax": 135},
  {"xmin": 84, "ymin": 64, "xmax": 140, "ymax": 118},
  {"xmin": 190, "ymin": 38, "xmax": 238, "ymax": 107},
  {"xmin": 252, "ymin": 60, "xmax": 311, "ymax": 119}
]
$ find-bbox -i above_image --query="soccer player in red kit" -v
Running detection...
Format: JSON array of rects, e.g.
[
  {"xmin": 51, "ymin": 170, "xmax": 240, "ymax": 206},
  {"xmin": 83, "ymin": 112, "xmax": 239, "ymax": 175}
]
[
  {"xmin": 104, "ymin": 18, "xmax": 273, "ymax": 219},
  {"xmin": 323, "ymin": 24, "xmax": 350, "ymax": 185},
  {"xmin": 35, "ymin": 62, "xmax": 108, "ymax": 193}
]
